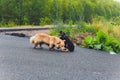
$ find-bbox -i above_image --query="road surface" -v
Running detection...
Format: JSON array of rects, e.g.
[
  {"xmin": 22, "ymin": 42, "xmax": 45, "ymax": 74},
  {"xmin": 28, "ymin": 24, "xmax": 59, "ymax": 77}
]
[{"xmin": 0, "ymin": 34, "xmax": 120, "ymax": 80}]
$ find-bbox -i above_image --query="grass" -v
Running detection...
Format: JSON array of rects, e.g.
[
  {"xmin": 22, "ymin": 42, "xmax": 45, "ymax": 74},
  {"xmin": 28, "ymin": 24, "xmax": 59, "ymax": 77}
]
[{"xmin": 91, "ymin": 20, "xmax": 120, "ymax": 42}]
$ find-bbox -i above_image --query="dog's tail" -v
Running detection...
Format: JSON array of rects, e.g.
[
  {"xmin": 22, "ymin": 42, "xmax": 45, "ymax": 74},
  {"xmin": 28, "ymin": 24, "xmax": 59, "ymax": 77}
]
[{"xmin": 30, "ymin": 36, "xmax": 35, "ymax": 44}]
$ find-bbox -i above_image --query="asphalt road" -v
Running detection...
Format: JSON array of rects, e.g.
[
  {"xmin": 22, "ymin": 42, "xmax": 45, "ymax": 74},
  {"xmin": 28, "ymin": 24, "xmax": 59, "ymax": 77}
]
[{"xmin": 0, "ymin": 34, "xmax": 120, "ymax": 80}]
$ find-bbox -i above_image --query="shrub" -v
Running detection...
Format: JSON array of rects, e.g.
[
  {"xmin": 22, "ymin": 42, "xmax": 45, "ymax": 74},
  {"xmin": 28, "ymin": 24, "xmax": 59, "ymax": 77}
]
[
  {"xmin": 84, "ymin": 31, "xmax": 120, "ymax": 53},
  {"xmin": 50, "ymin": 21, "xmax": 74, "ymax": 37},
  {"xmin": 111, "ymin": 16, "xmax": 120, "ymax": 25},
  {"xmin": 50, "ymin": 23, "xmax": 65, "ymax": 36},
  {"xmin": 7, "ymin": 21, "xmax": 16, "ymax": 27},
  {"xmin": 40, "ymin": 17, "xmax": 51, "ymax": 26},
  {"xmin": 0, "ymin": 19, "xmax": 7, "ymax": 27},
  {"xmin": 74, "ymin": 21, "xmax": 98, "ymax": 34},
  {"xmin": 49, "ymin": 29, "xmax": 59, "ymax": 36},
  {"xmin": 23, "ymin": 16, "xmax": 29, "ymax": 25}
]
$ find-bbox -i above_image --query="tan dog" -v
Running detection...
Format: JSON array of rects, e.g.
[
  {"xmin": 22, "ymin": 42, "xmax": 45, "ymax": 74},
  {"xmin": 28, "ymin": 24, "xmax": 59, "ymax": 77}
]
[{"xmin": 30, "ymin": 33, "xmax": 68, "ymax": 52}]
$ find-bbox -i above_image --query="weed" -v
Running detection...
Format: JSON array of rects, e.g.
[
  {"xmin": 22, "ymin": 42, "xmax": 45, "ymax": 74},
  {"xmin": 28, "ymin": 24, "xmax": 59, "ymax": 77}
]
[{"xmin": 84, "ymin": 31, "xmax": 120, "ymax": 53}]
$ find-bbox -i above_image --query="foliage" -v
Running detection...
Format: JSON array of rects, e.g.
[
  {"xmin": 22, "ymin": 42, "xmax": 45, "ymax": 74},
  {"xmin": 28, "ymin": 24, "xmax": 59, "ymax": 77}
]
[
  {"xmin": 49, "ymin": 29, "xmax": 59, "ymax": 36},
  {"xmin": 0, "ymin": 0, "xmax": 120, "ymax": 26},
  {"xmin": 73, "ymin": 21, "xmax": 99, "ymax": 34},
  {"xmin": 0, "ymin": 19, "xmax": 7, "ymax": 27},
  {"xmin": 84, "ymin": 31, "xmax": 120, "ymax": 53},
  {"xmin": 40, "ymin": 17, "xmax": 51, "ymax": 26},
  {"xmin": 50, "ymin": 21, "xmax": 74, "ymax": 37},
  {"xmin": 111, "ymin": 16, "xmax": 120, "ymax": 25},
  {"xmin": 23, "ymin": 16, "xmax": 29, "ymax": 25},
  {"xmin": 90, "ymin": 17, "xmax": 120, "ymax": 42},
  {"xmin": 7, "ymin": 21, "xmax": 16, "ymax": 27}
]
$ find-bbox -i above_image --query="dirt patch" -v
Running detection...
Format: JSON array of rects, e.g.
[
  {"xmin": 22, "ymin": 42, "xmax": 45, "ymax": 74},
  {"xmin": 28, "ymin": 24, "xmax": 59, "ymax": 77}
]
[{"xmin": 71, "ymin": 32, "xmax": 95, "ymax": 46}]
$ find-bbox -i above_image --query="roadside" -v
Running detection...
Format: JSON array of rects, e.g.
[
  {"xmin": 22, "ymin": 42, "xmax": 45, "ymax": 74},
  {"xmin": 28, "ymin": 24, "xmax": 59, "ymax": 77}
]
[
  {"xmin": 0, "ymin": 26, "xmax": 52, "ymax": 35},
  {"xmin": 0, "ymin": 29, "xmax": 50, "ymax": 35},
  {"xmin": 0, "ymin": 26, "xmax": 118, "ymax": 55}
]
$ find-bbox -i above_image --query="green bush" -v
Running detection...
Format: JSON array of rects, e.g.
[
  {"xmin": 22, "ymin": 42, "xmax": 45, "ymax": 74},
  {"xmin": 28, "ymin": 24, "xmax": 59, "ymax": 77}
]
[
  {"xmin": 49, "ymin": 29, "xmax": 59, "ymax": 36},
  {"xmin": 23, "ymin": 16, "xmax": 29, "ymax": 25},
  {"xmin": 7, "ymin": 21, "xmax": 16, "ymax": 27},
  {"xmin": 0, "ymin": 19, "xmax": 7, "ymax": 27},
  {"xmin": 0, "ymin": 19, "xmax": 16, "ymax": 27},
  {"xmin": 74, "ymin": 21, "xmax": 98, "ymax": 34},
  {"xmin": 50, "ymin": 23, "xmax": 65, "ymax": 36},
  {"xmin": 50, "ymin": 21, "xmax": 74, "ymax": 37},
  {"xmin": 40, "ymin": 17, "xmax": 51, "ymax": 26},
  {"xmin": 84, "ymin": 31, "xmax": 120, "ymax": 53},
  {"xmin": 111, "ymin": 16, "xmax": 120, "ymax": 25}
]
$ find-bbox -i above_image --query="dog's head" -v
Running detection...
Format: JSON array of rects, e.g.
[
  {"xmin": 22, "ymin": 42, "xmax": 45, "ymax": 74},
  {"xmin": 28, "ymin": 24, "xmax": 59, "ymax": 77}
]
[
  {"xmin": 59, "ymin": 31, "xmax": 66, "ymax": 36},
  {"xmin": 59, "ymin": 31, "xmax": 68, "ymax": 40},
  {"xmin": 56, "ymin": 40, "xmax": 68, "ymax": 51}
]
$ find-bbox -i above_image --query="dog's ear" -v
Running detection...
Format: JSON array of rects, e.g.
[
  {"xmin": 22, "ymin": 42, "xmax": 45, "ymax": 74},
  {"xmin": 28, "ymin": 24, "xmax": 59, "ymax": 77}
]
[
  {"xmin": 59, "ymin": 31, "xmax": 63, "ymax": 33},
  {"xmin": 57, "ymin": 41, "xmax": 61, "ymax": 44}
]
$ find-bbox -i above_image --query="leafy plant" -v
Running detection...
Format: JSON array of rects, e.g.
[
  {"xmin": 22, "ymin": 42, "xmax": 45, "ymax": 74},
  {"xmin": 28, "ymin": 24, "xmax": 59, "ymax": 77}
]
[
  {"xmin": 84, "ymin": 36, "xmax": 94, "ymax": 48},
  {"xmin": 84, "ymin": 31, "xmax": 120, "ymax": 53},
  {"xmin": 0, "ymin": 19, "xmax": 7, "ymax": 27},
  {"xmin": 50, "ymin": 21, "xmax": 74, "ymax": 37},
  {"xmin": 40, "ymin": 17, "xmax": 51, "ymax": 26},
  {"xmin": 49, "ymin": 29, "xmax": 59, "ymax": 36},
  {"xmin": 111, "ymin": 16, "xmax": 120, "ymax": 25},
  {"xmin": 7, "ymin": 21, "xmax": 16, "ymax": 27},
  {"xmin": 23, "ymin": 16, "xmax": 29, "ymax": 25}
]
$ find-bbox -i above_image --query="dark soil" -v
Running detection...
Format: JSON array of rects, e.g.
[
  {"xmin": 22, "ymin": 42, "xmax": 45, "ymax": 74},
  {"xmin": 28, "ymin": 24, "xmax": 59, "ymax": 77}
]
[{"xmin": 71, "ymin": 32, "xmax": 95, "ymax": 46}]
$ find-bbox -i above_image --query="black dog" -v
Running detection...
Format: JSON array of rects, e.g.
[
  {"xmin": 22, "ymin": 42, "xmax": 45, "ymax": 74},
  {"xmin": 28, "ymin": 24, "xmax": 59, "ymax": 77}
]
[{"xmin": 59, "ymin": 31, "xmax": 74, "ymax": 52}]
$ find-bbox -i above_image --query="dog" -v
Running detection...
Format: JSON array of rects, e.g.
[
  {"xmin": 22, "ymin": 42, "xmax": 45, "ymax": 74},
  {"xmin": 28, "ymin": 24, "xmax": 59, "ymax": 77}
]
[
  {"xmin": 59, "ymin": 31, "xmax": 75, "ymax": 52},
  {"xmin": 30, "ymin": 33, "xmax": 68, "ymax": 52}
]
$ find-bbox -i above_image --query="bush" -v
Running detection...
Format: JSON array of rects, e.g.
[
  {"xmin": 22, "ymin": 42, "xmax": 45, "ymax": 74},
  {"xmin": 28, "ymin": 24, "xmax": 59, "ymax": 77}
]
[
  {"xmin": 7, "ymin": 21, "xmax": 16, "ymax": 27},
  {"xmin": 49, "ymin": 29, "xmax": 59, "ymax": 36},
  {"xmin": 111, "ymin": 16, "xmax": 120, "ymax": 25},
  {"xmin": 0, "ymin": 19, "xmax": 16, "ymax": 27},
  {"xmin": 84, "ymin": 31, "xmax": 120, "ymax": 53},
  {"xmin": 40, "ymin": 17, "xmax": 51, "ymax": 26},
  {"xmin": 50, "ymin": 21, "xmax": 74, "ymax": 37},
  {"xmin": 0, "ymin": 19, "xmax": 7, "ymax": 27},
  {"xmin": 74, "ymin": 21, "xmax": 98, "ymax": 34},
  {"xmin": 23, "ymin": 16, "xmax": 29, "ymax": 25}
]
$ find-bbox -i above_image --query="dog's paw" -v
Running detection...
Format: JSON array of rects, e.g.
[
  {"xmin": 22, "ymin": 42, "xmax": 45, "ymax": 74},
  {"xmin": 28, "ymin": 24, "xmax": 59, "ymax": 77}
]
[
  {"xmin": 49, "ymin": 48, "xmax": 55, "ymax": 51},
  {"xmin": 40, "ymin": 47, "xmax": 43, "ymax": 49}
]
